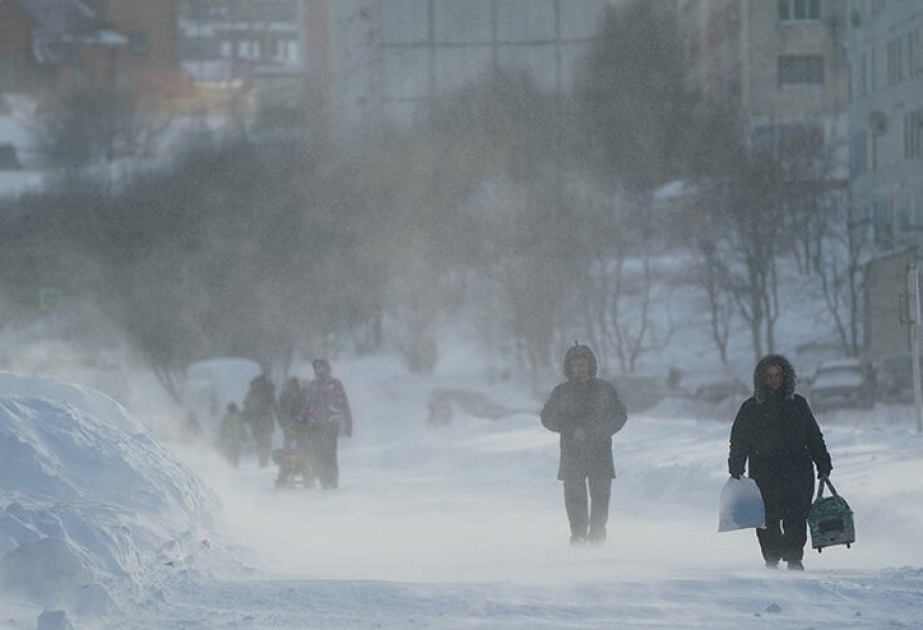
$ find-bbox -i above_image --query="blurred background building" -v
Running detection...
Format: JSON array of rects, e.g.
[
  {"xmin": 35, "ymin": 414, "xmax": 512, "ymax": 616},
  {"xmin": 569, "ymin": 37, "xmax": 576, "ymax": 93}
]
[
  {"xmin": 846, "ymin": 0, "xmax": 923, "ymax": 253},
  {"xmin": 301, "ymin": 0, "xmax": 612, "ymax": 138},
  {"xmin": 0, "ymin": 0, "xmax": 180, "ymax": 101},
  {"xmin": 5, "ymin": 0, "xmax": 923, "ymax": 261},
  {"xmin": 678, "ymin": 0, "xmax": 849, "ymax": 191}
]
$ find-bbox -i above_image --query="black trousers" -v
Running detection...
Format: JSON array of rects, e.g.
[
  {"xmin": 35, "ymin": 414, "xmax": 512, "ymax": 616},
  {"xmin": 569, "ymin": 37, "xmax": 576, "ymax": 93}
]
[
  {"xmin": 563, "ymin": 473, "xmax": 611, "ymax": 541},
  {"xmin": 307, "ymin": 424, "xmax": 340, "ymax": 489},
  {"xmin": 755, "ymin": 478, "xmax": 811, "ymax": 563},
  {"xmin": 251, "ymin": 421, "xmax": 274, "ymax": 467}
]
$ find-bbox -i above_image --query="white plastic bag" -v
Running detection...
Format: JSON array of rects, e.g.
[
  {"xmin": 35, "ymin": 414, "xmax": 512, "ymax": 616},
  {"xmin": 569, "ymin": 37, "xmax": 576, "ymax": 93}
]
[{"xmin": 718, "ymin": 477, "xmax": 765, "ymax": 532}]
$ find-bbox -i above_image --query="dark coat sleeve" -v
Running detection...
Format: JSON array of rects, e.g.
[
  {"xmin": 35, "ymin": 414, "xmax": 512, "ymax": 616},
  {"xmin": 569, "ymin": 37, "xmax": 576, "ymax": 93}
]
[
  {"xmin": 597, "ymin": 381, "xmax": 627, "ymax": 438},
  {"xmin": 540, "ymin": 383, "xmax": 568, "ymax": 433},
  {"xmin": 335, "ymin": 379, "xmax": 353, "ymax": 436},
  {"xmin": 727, "ymin": 399, "xmax": 754, "ymax": 477},
  {"xmin": 798, "ymin": 396, "xmax": 832, "ymax": 477}
]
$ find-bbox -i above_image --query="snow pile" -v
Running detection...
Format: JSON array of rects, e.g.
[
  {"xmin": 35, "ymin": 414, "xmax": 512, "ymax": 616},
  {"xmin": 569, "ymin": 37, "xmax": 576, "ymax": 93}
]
[
  {"xmin": 0, "ymin": 372, "xmax": 219, "ymax": 615},
  {"xmin": 1, "ymin": 346, "xmax": 923, "ymax": 628}
]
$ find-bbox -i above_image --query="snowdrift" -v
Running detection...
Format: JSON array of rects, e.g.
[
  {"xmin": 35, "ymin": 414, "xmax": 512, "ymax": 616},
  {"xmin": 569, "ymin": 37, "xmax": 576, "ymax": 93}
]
[{"xmin": 0, "ymin": 372, "xmax": 219, "ymax": 613}]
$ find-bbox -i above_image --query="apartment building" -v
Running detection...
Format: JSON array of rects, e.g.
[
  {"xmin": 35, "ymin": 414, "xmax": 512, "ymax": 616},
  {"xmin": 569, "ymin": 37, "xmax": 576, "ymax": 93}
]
[
  {"xmin": 0, "ymin": 0, "xmax": 179, "ymax": 101},
  {"xmin": 180, "ymin": 0, "xmax": 302, "ymax": 80},
  {"xmin": 847, "ymin": 0, "xmax": 923, "ymax": 252},
  {"xmin": 679, "ymin": 0, "xmax": 849, "ymax": 183},
  {"xmin": 302, "ymin": 0, "xmax": 612, "ymax": 138},
  {"xmin": 179, "ymin": 0, "xmax": 304, "ymax": 124}
]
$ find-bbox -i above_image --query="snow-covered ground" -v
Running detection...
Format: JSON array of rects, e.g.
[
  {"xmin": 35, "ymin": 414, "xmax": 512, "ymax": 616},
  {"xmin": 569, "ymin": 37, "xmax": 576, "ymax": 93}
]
[
  {"xmin": 1, "ymin": 98, "xmax": 921, "ymax": 626},
  {"xmin": 1, "ymin": 341, "xmax": 922, "ymax": 629}
]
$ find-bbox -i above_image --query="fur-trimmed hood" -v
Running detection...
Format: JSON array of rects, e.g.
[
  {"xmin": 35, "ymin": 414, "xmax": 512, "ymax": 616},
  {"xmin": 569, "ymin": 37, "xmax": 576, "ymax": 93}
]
[
  {"xmin": 563, "ymin": 344, "xmax": 598, "ymax": 380},
  {"xmin": 752, "ymin": 353, "xmax": 797, "ymax": 403}
]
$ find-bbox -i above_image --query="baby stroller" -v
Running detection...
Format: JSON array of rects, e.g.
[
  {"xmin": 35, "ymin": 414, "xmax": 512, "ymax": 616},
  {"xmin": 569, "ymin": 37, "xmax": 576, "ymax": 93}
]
[{"xmin": 272, "ymin": 447, "xmax": 312, "ymax": 488}]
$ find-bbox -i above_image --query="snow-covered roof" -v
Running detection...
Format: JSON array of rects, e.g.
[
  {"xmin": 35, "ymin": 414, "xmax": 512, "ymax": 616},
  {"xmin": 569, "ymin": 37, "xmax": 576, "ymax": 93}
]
[
  {"xmin": 652, "ymin": 178, "xmax": 698, "ymax": 202},
  {"xmin": 11, "ymin": 0, "xmax": 129, "ymax": 64},
  {"xmin": 14, "ymin": 0, "xmax": 97, "ymax": 33}
]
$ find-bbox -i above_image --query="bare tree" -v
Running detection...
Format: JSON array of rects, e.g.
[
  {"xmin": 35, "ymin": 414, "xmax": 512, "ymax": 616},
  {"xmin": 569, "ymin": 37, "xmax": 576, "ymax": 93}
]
[
  {"xmin": 423, "ymin": 69, "xmax": 579, "ymax": 374},
  {"xmin": 812, "ymin": 193, "xmax": 868, "ymax": 355},
  {"xmin": 567, "ymin": 187, "xmax": 675, "ymax": 375},
  {"xmin": 692, "ymin": 152, "xmax": 790, "ymax": 363},
  {"xmin": 693, "ymin": 236, "xmax": 734, "ymax": 367},
  {"xmin": 774, "ymin": 123, "xmax": 865, "ymax": 356}
]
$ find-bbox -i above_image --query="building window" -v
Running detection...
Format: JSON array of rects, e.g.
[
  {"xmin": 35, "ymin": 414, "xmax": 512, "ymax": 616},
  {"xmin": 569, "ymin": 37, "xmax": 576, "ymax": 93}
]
[
  {"xmin": 913, "ymin": 29, "xmax": 923, "ymax": 77},
  {"xmin": 129, "ymin": 30, "xmax": 150, "ymax": 56},
  {"xmin": 0, "ymin": 56, "xmax": 17, "ymax": 92},
  {"xmin": 850, "ymin": 130, "xmax": 867, "ymax": 175},
  {"xmin": 778, "ymin": 0, "xmax": 821, "ymax": 22},
  {"xmin": 870, "ymin": 0, "xmax": 886, "ymax": 19},
  {"xmin": 779, "ymin": 122, "xmax": 824, "ymax": 154},
  {"xmin": 860, "ymin": 52, "xmax": 869, "ymax": 96},
  {"xmin": 871, "ymin": 48, "xmax": 879, "ymax": 92},
  {"xmin": 905, "ymin": 110, "xmax": 923, "ymax": 159},
  {"xmin": 913, "ymin": 192, "xmax": 923, "ymax": 229},
  {"xmin": 779, "ymin": 55, "xmax": 824, "ymax": 86},
  {"xmin": 751, "ymin": 125, "xmax": 776, "ymax": 153},
  {"xmin": 887, "ymin": 37, "xmax": 909, "ymax": 85},
  {"xmin": 872, "ymin": 197, "xmax": 893, "ymax": 248}
]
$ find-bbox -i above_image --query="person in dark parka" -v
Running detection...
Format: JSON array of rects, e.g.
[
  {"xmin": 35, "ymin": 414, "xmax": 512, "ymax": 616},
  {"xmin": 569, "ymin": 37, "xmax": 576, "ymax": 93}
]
[
  {"xmin": 302, "ymin": 358, "xmax": 353, "ymax": 490},
  {"xmin": 728, "ymin": 353, "xmax": 833, "ymax": 570},
  {"xmin": 541, "ymin": 343, "xmax": 627, "ymax": 545},
  {"xmin": 243, "ymin": 372, "xmax": 279, "ymax": 468}
]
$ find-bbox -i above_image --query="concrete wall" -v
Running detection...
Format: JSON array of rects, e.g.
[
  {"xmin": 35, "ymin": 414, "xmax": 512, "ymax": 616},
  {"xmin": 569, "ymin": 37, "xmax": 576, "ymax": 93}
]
[{"xmin": 864, "ymin": 247, "xmax": 918, "ymax": 362}]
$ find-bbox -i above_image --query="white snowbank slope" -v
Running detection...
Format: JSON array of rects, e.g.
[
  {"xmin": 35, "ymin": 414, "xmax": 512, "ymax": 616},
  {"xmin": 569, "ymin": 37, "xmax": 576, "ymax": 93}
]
[
  {"xmin": 0, "ymin": 372, "xmax": 218, "ymax": 618},
  {"xmin": 1, "ymin": 359, "xmax": 923, "ymax": 629}
]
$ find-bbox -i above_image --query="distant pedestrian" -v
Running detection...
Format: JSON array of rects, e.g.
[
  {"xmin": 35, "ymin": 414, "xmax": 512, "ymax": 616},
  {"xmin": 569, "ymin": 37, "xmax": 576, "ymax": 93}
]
[
  {"xmin": 541, "ymin": 343, "xmax": 627, "ymax": 545},
  {"xmin": 276, "ymin": 376, "xmax": 312, "ymax": 486},
  {"xmin": 728, "ymin": 354, "xmax": 833, "ymax": 570},
  {"xmin": 242, "ymin": 371, "xmax": 278, "ymax": 467},
  {"xmin": 217, "ymin": 403, "xmax": 247, "ymax": 468},
  {"xmin": 302, "ymin": 358, "xmax": 353, "ymax": 489},
  {"xmin": 278, "ymin": 376, "xmax": 308, "ymax": 449}
]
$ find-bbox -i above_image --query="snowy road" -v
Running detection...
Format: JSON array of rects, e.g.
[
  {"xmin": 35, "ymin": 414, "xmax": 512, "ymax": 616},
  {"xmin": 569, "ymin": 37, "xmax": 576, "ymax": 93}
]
[{"xmin": 162, "ymin": 406, "xmax": 923, "ymax": 630}]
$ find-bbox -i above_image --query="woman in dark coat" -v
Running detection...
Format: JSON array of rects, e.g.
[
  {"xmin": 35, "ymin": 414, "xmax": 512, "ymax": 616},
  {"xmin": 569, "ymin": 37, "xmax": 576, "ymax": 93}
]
[
  {"xmin": 243, "ymin": 372, "xmax": 278, "ymax": 468},
  {"xmin": 302, "ymin": 358, "xmax": 353, "ymax": 490},
  {"xmin": 728, "ymin": 353, "xmax": 833, "ymax": 570},
  {"xmin": 541, "ymin": 344, "xmax": 627, "ymax": 545}
]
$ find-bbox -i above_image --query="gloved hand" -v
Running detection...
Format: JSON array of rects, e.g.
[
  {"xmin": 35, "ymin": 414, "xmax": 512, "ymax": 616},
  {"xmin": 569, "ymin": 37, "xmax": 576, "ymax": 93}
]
[
  {"xmin": 730, "ymin": 472, "xmax": 741, "ymax": 480},
  {"xmin": 817, "ymin": 471, "xmax": 830, "ymax": 480}
]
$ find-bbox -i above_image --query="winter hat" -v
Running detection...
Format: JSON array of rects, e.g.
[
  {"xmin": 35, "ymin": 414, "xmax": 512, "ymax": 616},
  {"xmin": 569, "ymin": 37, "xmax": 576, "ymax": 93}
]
[{"xmin": 563, "ymin": 342, "xmax": 598, "ymax": 380}]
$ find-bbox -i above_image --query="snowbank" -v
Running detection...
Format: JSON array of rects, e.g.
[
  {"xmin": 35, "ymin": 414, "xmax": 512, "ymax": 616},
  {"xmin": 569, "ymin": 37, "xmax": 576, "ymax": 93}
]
[{"xmin": 0, "ymin": 372, "xmax": 219, "ymax": 615}]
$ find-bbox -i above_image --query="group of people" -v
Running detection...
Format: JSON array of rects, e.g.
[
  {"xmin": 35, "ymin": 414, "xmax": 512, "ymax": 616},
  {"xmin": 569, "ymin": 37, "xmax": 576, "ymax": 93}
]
[
  {"xmin": 541, "ymin": 343, "xmax": 833, "ymax": 569},
  {"xmin": 215, "ymin": 358, "xmax": 353, "ymax": 490},
  {"xmin": 206, "ymin": 341, "xmax": 831, "ymax": 567}
]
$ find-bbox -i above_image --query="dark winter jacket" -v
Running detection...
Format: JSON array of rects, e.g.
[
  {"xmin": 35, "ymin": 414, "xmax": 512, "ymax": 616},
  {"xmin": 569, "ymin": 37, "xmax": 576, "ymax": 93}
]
[
  {"xmin": 303, "ymin": 361, "xmax": 353, "ymax": 437},
  {"xmin": 541, "ymin": 345, "xmax": 628, "ymax": 480},
  {"xmin": 728, "ymin": 354, "xmax": 832, "ymax": 517},
  {"xmin": 243, "ymin": 374, "xmax": 278, "ymax": 435}
]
